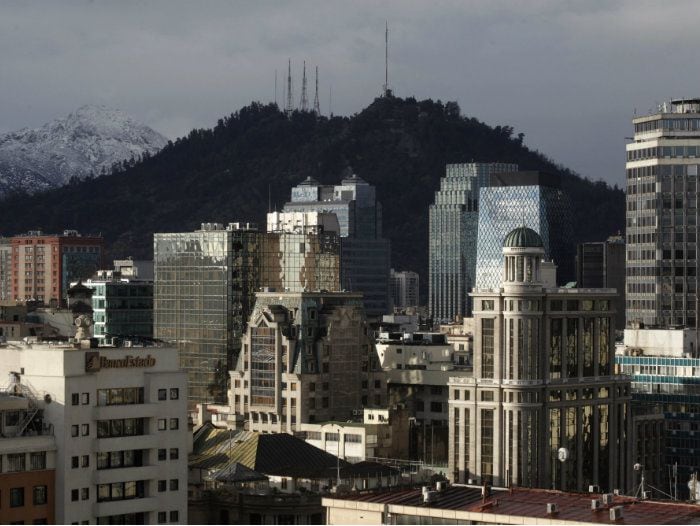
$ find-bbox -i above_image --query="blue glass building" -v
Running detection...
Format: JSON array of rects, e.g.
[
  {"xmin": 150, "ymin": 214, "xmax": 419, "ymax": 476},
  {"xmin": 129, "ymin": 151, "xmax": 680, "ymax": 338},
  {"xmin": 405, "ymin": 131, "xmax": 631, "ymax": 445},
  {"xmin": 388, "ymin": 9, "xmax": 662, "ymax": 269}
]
[
  {"xmin": 429, "ymin": 163, "xmax": 517, "ymax": 322},
  {"xmin": 474, "ymin": 171, "xmax": 574, "ymax": 290}
]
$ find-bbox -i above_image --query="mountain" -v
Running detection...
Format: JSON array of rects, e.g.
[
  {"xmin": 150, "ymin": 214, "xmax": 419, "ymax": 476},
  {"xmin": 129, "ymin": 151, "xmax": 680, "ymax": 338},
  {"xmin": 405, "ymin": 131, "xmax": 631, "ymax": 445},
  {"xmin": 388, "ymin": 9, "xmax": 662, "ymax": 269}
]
[
  {"xmin": 0, "ymin": 105, "xmax": 168, "ymax": 195},
  {"xmin": 0, "ymin": 96, "xmax": 625, "ymax": 296}
]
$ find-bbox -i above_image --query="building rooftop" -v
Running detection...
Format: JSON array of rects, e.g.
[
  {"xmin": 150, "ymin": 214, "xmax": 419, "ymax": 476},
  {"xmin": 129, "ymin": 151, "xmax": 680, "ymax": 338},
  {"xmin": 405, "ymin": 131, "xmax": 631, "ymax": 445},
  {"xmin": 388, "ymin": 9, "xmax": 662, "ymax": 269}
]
[{"xmin": 325, "ymin": 485, "xmax": 700, "ymax": 525}]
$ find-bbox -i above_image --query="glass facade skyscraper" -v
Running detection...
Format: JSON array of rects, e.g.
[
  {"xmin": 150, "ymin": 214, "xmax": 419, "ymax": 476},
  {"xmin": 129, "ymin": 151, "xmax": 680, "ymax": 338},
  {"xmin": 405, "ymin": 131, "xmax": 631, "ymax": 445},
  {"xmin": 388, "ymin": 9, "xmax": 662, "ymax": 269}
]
[
  {"xmin": 429, "ymin": 163, "xmax": 518, "ymax": 323},
  {"xmin": 154, "ymin": 223, "xmax": 340, "ymax": 404},
  {"xmin": 626, "ymin": 98, "xmax": 700, "ymax": 329},
  {"xmin": 474, "ymin": 171, "xmax": 573, "ymax": 291},
  {"xmin": 283, "ymin": 173, "xmax": 390, "ymax": 317}
]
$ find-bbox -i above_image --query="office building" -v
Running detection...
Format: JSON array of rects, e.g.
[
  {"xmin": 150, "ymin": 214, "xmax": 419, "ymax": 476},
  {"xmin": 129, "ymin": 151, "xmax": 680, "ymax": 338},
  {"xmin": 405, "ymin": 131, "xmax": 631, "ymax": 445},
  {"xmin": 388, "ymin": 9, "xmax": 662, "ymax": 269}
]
[
  {"xmin": 228, "ymin": 291, "xmax": 385, "ymax": 433},
  {"xmin": 389, "ymin": 268, "xmax": 419, "ymax": 310},
  {"xmin": 0, "ymin": 339, "xmax": 189, "ymax": 524},
  {"xmin": 626, "ymin": 98, "xmax": 700, "ymax": 329},
  {"xmin": 112, "ymin": 258, "xmax": 154, "ymax": 281},
  {"xmin": 576, "ymin": 235, "xmax": 626, "ymax": 330},
  {"xmin": 429, "ymin": 163, "xmax": 518, "ymax": 322},
  {"xmin": 617, "ymin": 327, "xmax": 700, "ymax": 499},
  {"xmin": 0, "ymin": 375, "xmax": 56, "ymax": 524},
  {"xmin": 283, "ymin": 173, "xmax": 391, "ymax": 317},
  {"xmin": 154, "ymin": 222, "xmax": 340, "ymax": 405},
  {"xmin": 474, "ymin": 171, "xmax": 574, "ymax": 290},
  {"xmin": 449, "ymin": 226, "xmax": 632, "ymax": 492},
  {"xmin": 83, "ymin": 269, "xmax": 154, "ymax": 343},
  {"xmin": 11, "ymin": 230, "xmax": 104, "ymax": 306}
]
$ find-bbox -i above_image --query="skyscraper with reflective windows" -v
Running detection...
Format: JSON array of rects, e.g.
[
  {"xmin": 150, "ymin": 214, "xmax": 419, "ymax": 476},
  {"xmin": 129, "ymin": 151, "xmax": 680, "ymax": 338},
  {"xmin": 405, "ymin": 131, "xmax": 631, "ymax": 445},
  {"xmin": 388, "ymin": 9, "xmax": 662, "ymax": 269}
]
[
  {"xmin": 474, "ymin": 171, "xmax": 573, "ymax": 290},
  {"xmin": 154, "ymin": 222, "xmax": 340, "ymax": 404},
  {"xmin": 429, "ymin": 163, "xmax": 517, "ymax": 323},
  {"xmin": 282, "ymin": 172, "xmax": 390, "ymax": 317},
  {"xmin": 626, "ymin": 98, "xmax": 700, "ymax": 329}
]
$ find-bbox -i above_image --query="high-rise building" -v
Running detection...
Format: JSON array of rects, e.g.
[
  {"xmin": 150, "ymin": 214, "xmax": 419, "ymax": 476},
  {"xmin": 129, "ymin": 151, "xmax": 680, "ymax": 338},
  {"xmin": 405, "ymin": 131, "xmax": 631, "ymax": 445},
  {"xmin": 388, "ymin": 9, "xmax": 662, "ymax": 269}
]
[
  {"xmin": 429, "ymin": 163, "xmax": 518, "ymax": 322},
  {"xmin": 576, "ymin": 235, "xmax": 626, "ymax": 330},
  {"xmin": 228, "ymin": 291, "xmax": 385, "ymax": 432},
  {"xmin": 474, "ymin": 171, "xmax": 574, "ymax": 291},
  {"xmin": 617, "ymin": 328, "xmax": 700, "ymax": 499},
  {"xmin": 626, "ymin": 98, "xmax": 700, "ymax": 329},
  {"xmin": 154, "ymin": 223, "xmax": 340, "ymax": 405},
  {"xmin": 83, "ymin": 270, "xmax": 154, "ymax": 343},
  {"xmin": 283, "ymin": 173, "xmax": 391, "ymax": 317},
  {"xmin": 11, "ymin": 230, "xmax": 104, "ymax": 306},
  {"xmin": 389, "ymin": 268, "xmax": 419, "ymax": 309},
  {"xmin": 0, "ymin": 341, "xmax": 189, "ymax": 524},
  {"xmin": 449, "ymin": 226, "xmax": 632, "ymax": 492}
]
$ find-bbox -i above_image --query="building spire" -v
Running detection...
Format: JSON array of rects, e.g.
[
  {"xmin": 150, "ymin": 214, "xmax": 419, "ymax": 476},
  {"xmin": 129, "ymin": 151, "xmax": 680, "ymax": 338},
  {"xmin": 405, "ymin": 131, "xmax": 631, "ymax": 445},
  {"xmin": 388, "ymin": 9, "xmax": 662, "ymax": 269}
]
[{"xmin": 383, "ymin": 20, "xmax": 390, "ymax": 97}]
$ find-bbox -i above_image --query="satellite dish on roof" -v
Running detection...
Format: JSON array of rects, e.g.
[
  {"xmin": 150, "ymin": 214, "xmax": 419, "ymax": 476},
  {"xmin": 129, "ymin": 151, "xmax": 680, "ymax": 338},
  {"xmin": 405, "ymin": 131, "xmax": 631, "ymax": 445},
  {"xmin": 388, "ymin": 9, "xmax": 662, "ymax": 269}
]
[{"xmin": 557, "ymin": 448, "xmax": 569, "ymax": 462}]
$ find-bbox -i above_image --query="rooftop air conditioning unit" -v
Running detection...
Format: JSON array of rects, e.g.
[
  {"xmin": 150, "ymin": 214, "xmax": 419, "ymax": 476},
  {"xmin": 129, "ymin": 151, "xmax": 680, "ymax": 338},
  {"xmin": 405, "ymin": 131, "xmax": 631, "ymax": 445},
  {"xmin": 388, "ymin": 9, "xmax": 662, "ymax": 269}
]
[
  {"xmin": 591, "ymin": 499, "xmax": 602, "ymax": 510},
  {"xmin": 609, "ymin": 506, "xmax": 624, "ymax": 521},
  {"xmin": 602, "ymin": 493, "xmax": 614, "ymax": 505},
  {"xmin": 589, "ymin": 485, "xmax": 600, "ymax": 493},
  {"xmin": 546, "ymin": 503, "xmax": 558, "ymax": 514}
]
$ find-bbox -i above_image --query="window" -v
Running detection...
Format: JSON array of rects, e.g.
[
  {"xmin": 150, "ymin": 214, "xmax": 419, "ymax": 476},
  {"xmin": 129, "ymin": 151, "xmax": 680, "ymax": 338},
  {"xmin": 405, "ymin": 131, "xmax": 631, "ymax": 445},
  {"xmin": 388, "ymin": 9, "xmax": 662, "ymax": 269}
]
[
  {"xmin": 30, "ymin": 452, "xmax": 46, "ymax": 470},
  {"xmin": 481, "ymin": 391, "xmax": 494, "ymax": 402},
  {"xmin": 8, "ymin": 453, "xmax": 25, "ymax": 472},
  {"xmin": 374, "ymin": 379, "xmax": 381, "ymax": 389},
  {"xmin": 169, "ymin": 448, "xmax": 178, "ymax": 460},
  {"xmin": 169, "ymin": 479, "xmax": 179, "ymax": 491},
  {"xmin": 158, "ymin": 389, "xmax": 167, "ymax": 401},
  {"xmin": 158, "ymin": 449, "xmax": 167, "ymax": 461},
  {"xmin": 71, "ymin": 489, "xmax": 79, "ymax": 502},
  {"xmin": 10, "ymin": 487, "xmax": 24, "ymax": 507},
  {"xmin": 158, "ymin": 419, "xmax": 167, "ymax": 431},
  {"xmin": 170, "ymin": 388, "xmax": 179, "ymax": 400},
  {"xmin": 33, "ymin": 485, "xmax": 47, "ymax": 505},
  {"xmin": 81, "ymin": 392, "xmax": 90, "ymax": 405},
  {"xmin": 170, "ymin": 511, "xmax": 179, "ymax": 522},
  {"xmin": 81, "ymin": 455, "xmax": 89, "ymax": 467},
  {"xmin": 169, "ymin": 418, "xmax": 179, "ymax": 430},
  {"xmin": 97, "ymin": 481, "xmax": 145, "ymax": 502},
  {"xmin": 430, "ymin": 401, "xmax": 442, "ymax": 413},
  {"xmin": 482, "ymin": 300, "xmax": 495, "ymax": 311},
  {"xmin": 71, "ymin": 456, "xmax": 79, "ymax": 469},
  {"xmin": 97, "ymin": 388, "xmax": 144, "ymax": 406},
  {"xmin": 71, "ymin": 393, "xmax": 80, "ymax": 405},
  {"xmin": 97, "ymin": 418, "xmax": 145, "ymax": 438},
  {"xmin": 81, "ymin": 488, "xmax": 89, "ymax": 500},
  {"xmin": 158, "ymin": 512, "xmax": 167, "ymax": 524},
  {"xmin": 81, "ymin": 424, "xmax": 89, "ymax": 436},
  {"xmin": 158, "ymin": 480, "xmax": 167, "ymax": 492},
  {"xmin": 71, "ymin": 425, "xmax": 79, "ymax": 437}
]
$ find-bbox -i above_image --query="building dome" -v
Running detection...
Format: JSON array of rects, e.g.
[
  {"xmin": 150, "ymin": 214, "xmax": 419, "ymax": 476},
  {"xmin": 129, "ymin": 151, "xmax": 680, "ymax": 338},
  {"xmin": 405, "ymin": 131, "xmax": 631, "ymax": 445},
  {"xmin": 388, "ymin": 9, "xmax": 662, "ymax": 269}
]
[{"xmin": 503, "ymin": 226, "xmax": 544, "ymax": 249}]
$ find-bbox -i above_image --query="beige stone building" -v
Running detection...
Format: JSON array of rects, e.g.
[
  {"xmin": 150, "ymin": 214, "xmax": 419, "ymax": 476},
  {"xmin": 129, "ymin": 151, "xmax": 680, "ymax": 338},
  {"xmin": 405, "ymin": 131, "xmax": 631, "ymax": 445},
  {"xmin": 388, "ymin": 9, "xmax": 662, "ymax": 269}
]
[{"xmin": 448, "ymin": 226, "xmax": 633, "ymax": 492}]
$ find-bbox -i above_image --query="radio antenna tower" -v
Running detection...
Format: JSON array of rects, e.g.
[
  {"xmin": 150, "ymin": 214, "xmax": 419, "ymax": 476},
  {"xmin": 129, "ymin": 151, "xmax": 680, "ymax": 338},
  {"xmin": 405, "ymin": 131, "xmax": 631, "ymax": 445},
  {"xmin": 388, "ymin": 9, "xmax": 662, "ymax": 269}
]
[
  {"xmin": 285, "ymin": 59, "xmax": 293, "ymax": 116},
  {"xmin": 313, "ymin": 66, "xmax": 320, "ymax": 115},
  {"xmin": 274, "ymin": 69, "xmax": 278, "ymax": 106},
  {"xmin": 383, "ymin": 21, "xmax": 390, "ymax": 96},
  {"xmin": 300, "ymin": 61, "xmax": 309, "ymax": 111}
]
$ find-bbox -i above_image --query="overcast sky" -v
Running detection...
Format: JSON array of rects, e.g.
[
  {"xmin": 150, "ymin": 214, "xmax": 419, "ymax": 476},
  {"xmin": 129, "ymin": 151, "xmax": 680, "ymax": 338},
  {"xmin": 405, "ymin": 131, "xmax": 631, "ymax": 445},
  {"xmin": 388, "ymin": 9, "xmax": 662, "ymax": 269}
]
[{"xmin": 1, "ymin": 0, "xmax": 699, "ymax": 187}]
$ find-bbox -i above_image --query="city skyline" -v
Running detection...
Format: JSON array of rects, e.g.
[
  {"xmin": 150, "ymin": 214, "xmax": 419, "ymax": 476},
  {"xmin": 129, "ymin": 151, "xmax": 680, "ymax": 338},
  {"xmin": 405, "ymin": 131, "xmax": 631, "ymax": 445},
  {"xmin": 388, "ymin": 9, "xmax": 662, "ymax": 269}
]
[{"xmin": 2, "ymin": 1, "xmax": 700, "ymax": 187}]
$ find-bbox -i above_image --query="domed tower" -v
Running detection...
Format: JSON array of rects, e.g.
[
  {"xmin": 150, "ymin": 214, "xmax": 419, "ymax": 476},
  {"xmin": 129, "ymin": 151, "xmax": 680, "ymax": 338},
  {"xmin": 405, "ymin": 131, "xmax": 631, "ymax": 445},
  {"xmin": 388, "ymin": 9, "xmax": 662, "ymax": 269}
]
[{"xmin": 502, "ymin": 226, "xmax": 546, "ymax": 293}]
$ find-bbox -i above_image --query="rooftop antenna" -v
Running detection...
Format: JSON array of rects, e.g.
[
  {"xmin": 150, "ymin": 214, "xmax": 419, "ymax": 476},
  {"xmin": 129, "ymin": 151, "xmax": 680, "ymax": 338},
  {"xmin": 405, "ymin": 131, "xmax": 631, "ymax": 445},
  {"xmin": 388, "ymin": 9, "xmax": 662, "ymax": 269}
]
[
  {"xmin": 285, "ymin": 59, "xmax": 293, "ymax": 116},
  {"xmin": 313, "ymin": 65, "xmax": 321, "ymax": 116},
  {"xmin": 274, "ymin": 69, "xmax": 278, "ymax": 107},
  {"xmin": 329, "ymin": 85, "xmax": 333, "ymax": 117},
  {"xmin": 383, "ymin": 20, "xmax": 389, "ymax": 96},
  {"xmin": 300, "ymin": 60, "xmax": 309, "ymax": 111}
]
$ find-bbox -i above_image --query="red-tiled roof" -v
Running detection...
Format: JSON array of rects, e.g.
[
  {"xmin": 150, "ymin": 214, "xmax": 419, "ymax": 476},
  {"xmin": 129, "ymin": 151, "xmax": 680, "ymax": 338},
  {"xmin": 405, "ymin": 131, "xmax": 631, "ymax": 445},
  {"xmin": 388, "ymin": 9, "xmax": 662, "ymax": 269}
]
[{"xmin": 331, "ymin": 485, "xmax": 700, "ymax": 524}]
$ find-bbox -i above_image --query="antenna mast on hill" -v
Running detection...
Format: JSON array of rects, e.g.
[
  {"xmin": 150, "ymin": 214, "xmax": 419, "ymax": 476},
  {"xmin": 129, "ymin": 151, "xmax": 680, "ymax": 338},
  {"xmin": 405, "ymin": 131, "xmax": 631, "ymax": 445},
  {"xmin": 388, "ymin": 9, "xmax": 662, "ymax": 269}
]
[
  {"xmin": 285, "ymin": 59, "xmax": 294, "ymax": 116},
  {"xmin": 274, "ymin": 69, "xmax": 278, "ymax": 106},
  {"xmin": 300, "ymin": 61, "xmax": 309, "ymax": 111},
  {"xmin": 383, "ymin": 21, "xmax": 390, "ymax": 96},
  {"xmin": 313, "ymin": 66, "xmax": 321, "ymax": 116}
]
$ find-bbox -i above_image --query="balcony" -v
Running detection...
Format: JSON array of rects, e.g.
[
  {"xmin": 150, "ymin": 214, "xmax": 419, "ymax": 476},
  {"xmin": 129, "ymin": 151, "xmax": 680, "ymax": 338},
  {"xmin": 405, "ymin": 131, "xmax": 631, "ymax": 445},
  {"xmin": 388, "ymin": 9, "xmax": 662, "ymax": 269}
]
[
  {"xmin": 92, "ymin": 465, "xmax": 158, "ymax": 485},
  {"xmin": 93, "ymin": 434, "xmax": 158, "ymax": 452},
  {"xmin": 93, "ymin": 403, "xmax": 159, "ymax": 420},
  {"xmin": 93, "ymin": 497, "xmax": 158, "ymax": 517}
]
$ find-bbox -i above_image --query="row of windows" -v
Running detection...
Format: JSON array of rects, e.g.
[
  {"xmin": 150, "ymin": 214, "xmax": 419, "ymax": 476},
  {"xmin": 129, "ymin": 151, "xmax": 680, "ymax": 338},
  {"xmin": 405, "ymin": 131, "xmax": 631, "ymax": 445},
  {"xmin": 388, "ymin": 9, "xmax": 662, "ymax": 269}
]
[
  {"xmin": 0, "ymin": 485, "xmax": 48, "ymax": 508},
  {"xmin": 73, "ymin": 387, "xmax": 179, "ymax": 406},
  {"xmin": 634, "ymin": 118, "xmax": 700, "ymax": 133},
  {"xmin": 1, "ymin": 452, "xmax": 46, "ymax": 472},
  {"xmin": 628, "ymin": 146, "xmax": 700, "ymax": 160}
]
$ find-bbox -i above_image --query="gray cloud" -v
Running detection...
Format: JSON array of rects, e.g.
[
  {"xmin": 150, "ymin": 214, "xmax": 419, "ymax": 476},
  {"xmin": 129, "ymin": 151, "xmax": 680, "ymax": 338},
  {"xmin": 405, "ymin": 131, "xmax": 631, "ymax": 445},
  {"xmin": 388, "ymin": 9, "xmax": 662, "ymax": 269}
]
[{"xmin": 1, "ymin": 0, "xmax": 699, "ymax": 186}]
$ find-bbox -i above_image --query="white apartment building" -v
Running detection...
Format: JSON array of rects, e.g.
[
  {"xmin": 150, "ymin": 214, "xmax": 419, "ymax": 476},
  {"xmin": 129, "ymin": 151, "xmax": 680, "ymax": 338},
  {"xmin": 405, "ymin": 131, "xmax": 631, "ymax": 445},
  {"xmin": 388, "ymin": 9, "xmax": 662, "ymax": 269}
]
[{"xmin": 0, "ymin": 341, "xmax": 188, "ymax": 525}]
